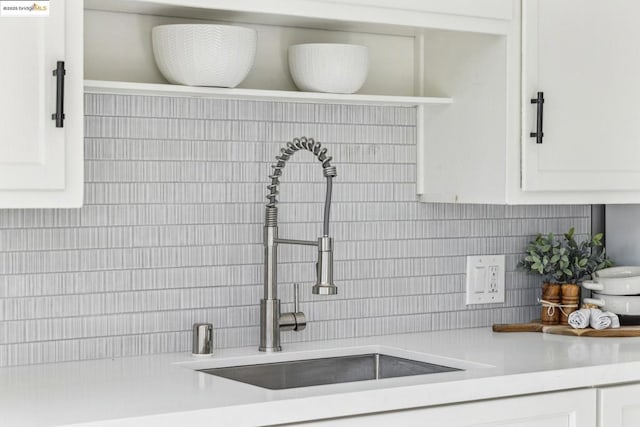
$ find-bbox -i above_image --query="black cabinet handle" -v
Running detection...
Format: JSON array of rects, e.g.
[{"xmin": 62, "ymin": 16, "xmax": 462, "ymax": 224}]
[
  {"xmin": 530, "ymin": 91, "xmax": 544, "ymax": 144},
  {"xmin": 52, "ymin": 61, "xmax": 65, "ymax": 128}
]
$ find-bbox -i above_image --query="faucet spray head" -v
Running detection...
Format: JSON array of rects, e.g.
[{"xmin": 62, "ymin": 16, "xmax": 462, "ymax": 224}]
[{"xmin": 312, "ymin": 236, "xmax": 338, "ymax": 295}]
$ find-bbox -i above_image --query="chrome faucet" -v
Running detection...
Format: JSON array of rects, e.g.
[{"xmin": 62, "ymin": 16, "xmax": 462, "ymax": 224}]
[{"xmin": 259, "ymin": 136, "xmax": 338, "ymax": 352}]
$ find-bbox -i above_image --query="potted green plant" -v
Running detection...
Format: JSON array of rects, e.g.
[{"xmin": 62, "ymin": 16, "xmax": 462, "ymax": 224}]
[
  {"xmin": 561, "ymin": 228, "xmax": 613, "ymax": 283},
  {"xmin": 518, "ymin": 228, "xmax": 614, "ymax": 325}
]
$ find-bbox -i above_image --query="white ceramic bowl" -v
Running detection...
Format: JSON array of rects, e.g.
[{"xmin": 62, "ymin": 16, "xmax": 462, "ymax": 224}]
[
  {"xmin": 584, "ymin": 292, "xmax": 640, "ymax": 315},
  {"xmin": 582, "ymin": 266, "xmax": 640, "ymax": 295},
  {"xmin": 288, "ymin": 43, "xmax": 369, "ymax": 94},
  {"xmin": 152, "ymin": 24, "xmax": 257, "ymax": 88}
]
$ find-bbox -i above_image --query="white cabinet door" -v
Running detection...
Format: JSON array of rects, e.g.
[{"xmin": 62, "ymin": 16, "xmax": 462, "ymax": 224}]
[
  {"xmin": 598, "ymin": 383, "xmax": 640, "ymax": 427},
  {"xmin": 522, "ymin": 0, "xmax": 640, "ymax": 192},
  {"xmin": 0, "ymin": 0, "xmax": 83, "ymax": 207},
  {"xmin": 301, "ymin": 389, "xmax": 596, "ymax": 426}
]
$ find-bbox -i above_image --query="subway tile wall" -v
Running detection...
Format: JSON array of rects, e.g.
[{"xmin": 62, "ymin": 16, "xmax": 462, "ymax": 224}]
[{"xmin": 0, "ymin": 94, "xmax": 590, "ymax": 367}]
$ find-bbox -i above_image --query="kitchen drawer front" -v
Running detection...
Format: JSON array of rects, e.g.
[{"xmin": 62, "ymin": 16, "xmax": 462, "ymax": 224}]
[{"xmin": 300, "ymin": 388, "xmax": 596, "ymax": 426}]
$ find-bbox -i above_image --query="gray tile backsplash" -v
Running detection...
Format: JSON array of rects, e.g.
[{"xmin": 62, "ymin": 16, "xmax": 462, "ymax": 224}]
[{"xmin": 0, "ymin": 94, "xmax": 590, "ymax": 367}]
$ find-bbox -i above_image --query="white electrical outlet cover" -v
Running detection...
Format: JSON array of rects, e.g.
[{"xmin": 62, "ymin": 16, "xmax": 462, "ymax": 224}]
[{"xmin": 465, "ymin": 255, "xmax": 506, "ymax": 305}]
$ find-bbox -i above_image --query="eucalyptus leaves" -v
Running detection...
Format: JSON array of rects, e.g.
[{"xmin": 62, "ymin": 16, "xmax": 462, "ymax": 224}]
[{"xmin": 518, "ymin": 227, "xmax": 614, "ymax": 284}]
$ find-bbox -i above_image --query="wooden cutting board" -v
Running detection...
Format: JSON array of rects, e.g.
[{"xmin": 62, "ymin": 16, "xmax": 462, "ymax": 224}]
[{"xmin": 493, "ymin": 321, "xmax": 640, "ymax": 337}]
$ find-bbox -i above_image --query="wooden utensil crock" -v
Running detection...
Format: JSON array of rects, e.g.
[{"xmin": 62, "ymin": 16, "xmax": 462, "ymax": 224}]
[
  {"xmin": 541, "ymin": 283, "xmax": 561, "ymax": 325},
  {"xmin": 560, "ymin": 283, "xmax": 580, "ymax": 325}
]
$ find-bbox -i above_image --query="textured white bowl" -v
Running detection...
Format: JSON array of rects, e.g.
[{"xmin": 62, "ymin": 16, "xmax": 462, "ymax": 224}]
[
  {"xmin": 288, "ymin": 43, "xmax": 369, "ymax": 94},
  {"xmin": 584, "ymin": 292, "xmax": 640, "ymax": 315},
  {"xmin": 582, "ymin": 266, "xmax": 640, "ymax": 295},
  {"xmin": 152, "ymin": 24, "xmax": 257, "ymax": 88}
]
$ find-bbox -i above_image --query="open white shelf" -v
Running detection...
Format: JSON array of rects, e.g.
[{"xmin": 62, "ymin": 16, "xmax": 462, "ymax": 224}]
[{"xmin": 84, "ymin": 80, "xmax": 453, "ymax": 107}]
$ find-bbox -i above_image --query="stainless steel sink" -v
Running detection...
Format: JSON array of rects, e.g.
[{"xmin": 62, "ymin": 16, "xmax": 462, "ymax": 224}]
[{"xmin": 198, "ymin": 353, "xmax": 461, "ymax": 390}]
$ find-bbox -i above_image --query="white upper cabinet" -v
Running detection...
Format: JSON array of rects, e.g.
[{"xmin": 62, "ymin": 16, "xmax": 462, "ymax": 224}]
[
  {"xmin": 0, "ymin": 0, "xmax": 83, "ymax": 208},
  {"xmin": 522, "ymin": 0, "xmax": 640, "ymax": 193},
  {"xmin": 85, "ymin": 0, "xmax": 522, "ymax": 204},
  {"xmin": 83, "ymin": 0, "xmax": 640, "ymax": 205},
  {"xmin": 312, "ymin": 0, "xmax": 513, "ymax": 20},
  {"xmin": 87, "ymin": 0, "xmax": 512, "ymax": 31},
  {"xmin": 422, "ymin": 0, "xmax": 640, "ymax": 204}
]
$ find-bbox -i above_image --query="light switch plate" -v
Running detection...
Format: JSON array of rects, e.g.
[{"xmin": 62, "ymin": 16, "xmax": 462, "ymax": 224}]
[{"xmin": 465, "ymin": 255, "xmax": 505, "ymax": 305}]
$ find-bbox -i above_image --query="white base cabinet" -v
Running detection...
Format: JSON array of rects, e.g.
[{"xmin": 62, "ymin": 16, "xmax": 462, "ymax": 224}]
[
  {"xmin": 301, "ymin": 389, "xmax": 596, "ymax": 427},
  {"xmin": 598, "ymin": 383, "xmax": 640, "ymax": 427},
  {"xmin": 0, "ymin": 0, "xmax": 83, "ymax": 208},
  {"xmin": 301, "ymin": 383, "xmax": 640, "ymax": 426}
]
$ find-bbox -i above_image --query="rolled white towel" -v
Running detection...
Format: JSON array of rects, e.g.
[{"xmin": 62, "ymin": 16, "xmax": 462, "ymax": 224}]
[
  {"xmin": 568, "ymin": 308, "xmax": 591, "ymax": 329},
  {"xmin": 602, "ymin": 311, "xmax": 621, "ymax": 329},
  {"xmin": 590, "ymin": 308, "xmax": 612, "ymax": 330}
]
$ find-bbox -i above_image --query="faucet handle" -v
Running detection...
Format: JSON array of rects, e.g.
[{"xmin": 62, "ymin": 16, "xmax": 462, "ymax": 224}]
[
  {"xmin": 280, "ymin": 283, "xmax": 306, "ymax": 332},
  {"xmin": 291, "ymin": 283, "xmax": 306, "ymax": 331}
]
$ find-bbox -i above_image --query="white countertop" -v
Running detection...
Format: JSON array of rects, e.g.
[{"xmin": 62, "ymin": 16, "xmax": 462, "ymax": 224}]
[{"xmin": 3, "ymin": 327, "xmax": 640, "ymax": 426}]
